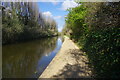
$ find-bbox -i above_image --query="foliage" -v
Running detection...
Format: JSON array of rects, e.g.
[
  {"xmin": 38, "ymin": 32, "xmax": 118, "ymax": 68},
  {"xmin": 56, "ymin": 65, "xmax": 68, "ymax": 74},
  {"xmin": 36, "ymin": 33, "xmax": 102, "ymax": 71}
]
[
  {"xmin": 84, "ymin": 27, "xmax": 120, "ymax": 78},
  {"xmin": 65, "ymin": 4, "xmax": 87, "ymax": 41},
  {"xmin": 2, "ymin": 8, "xmax": 23, "ymax": 43},
  {"xmin": 2, "ymin": 2, "xmax": 58, "ymax": 44},
  {"xmin": 64, "ymin": 2, "xmax": 120, "ymax": 78}
]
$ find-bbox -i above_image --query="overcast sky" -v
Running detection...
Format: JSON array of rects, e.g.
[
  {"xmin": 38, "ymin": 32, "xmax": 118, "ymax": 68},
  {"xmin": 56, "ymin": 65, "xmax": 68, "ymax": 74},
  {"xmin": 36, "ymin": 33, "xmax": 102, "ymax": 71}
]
[{"xmin": 38, "ymin": 1, "xmax": 78, "ymax": 32}]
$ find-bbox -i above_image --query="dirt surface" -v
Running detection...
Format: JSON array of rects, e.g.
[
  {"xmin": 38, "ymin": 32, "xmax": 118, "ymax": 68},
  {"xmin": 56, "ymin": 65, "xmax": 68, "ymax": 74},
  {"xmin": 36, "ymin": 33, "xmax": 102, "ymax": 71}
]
[{"xmin": 39, "ymin": 36, "xmax": 92, "ymax": 78}]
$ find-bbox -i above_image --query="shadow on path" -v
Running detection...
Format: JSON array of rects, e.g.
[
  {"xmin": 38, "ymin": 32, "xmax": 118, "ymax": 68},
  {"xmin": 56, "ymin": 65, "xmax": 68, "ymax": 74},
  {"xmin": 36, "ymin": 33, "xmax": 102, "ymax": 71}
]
[{"xmin": 52, "ymin": 49, "xmax": 92, "ymax": 78}]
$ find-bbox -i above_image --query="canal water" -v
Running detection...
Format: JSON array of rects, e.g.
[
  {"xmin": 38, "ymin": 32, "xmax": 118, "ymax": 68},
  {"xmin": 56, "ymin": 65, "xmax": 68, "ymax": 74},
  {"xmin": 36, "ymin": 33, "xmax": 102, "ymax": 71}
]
[{"xmin": 2, "ymin": 37, "xmax": 63, "ymax": 78}]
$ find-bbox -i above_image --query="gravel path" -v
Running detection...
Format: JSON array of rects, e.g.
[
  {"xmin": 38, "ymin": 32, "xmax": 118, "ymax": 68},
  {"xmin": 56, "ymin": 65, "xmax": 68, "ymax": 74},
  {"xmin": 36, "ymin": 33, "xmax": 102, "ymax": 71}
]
[{"xmin": 39, "ymin": 36, "xmax": 92, "ymax": 78}]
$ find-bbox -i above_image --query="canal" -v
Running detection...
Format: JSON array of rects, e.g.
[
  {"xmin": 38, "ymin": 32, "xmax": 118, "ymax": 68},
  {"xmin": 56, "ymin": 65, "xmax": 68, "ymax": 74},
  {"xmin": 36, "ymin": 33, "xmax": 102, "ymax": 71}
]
[{"xmin": 2, "ymin": 37, "xmax": 63, "ymax": 78}]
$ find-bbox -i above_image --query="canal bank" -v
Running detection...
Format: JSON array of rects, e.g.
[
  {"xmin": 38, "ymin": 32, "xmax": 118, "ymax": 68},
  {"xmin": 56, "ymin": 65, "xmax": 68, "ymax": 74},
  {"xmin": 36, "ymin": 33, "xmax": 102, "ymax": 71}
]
[{"xmin": 40, "ymin": 36, "xmax": 92, "ymax": 78}]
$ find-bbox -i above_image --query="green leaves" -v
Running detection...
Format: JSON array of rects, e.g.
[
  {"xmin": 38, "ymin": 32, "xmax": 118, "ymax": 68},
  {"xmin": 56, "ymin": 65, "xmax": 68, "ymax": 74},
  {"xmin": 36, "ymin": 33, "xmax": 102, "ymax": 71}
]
[
  {"xmin": 65, "ymin": 2, "xmax": 120, "ymax": 78},
  {"xmin": 2, "ymin": 2, "xmax": 58, "ymax": 44}
]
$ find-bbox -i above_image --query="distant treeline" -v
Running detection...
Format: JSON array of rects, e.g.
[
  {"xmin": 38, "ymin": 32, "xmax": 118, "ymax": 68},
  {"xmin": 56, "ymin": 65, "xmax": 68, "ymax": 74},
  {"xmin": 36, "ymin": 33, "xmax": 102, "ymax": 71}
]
[
  {"xmin": 63, "ymin": 2, "xmax": 120, "ymax": 78},
  {"xmin": 1, "ymin": 2, "xmax": 58, "ymax": 44}
]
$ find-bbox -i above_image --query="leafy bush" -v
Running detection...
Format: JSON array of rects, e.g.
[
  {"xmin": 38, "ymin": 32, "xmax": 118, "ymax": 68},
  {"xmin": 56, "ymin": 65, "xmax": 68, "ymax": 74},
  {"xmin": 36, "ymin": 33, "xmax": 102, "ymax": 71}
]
[
  {"xmin": 64, "ymin": 2, "xmax": 120, "ymax": 78},
  {"xmin": 84, "ymin": 27, "xmax": 120, "ymax": 78}
]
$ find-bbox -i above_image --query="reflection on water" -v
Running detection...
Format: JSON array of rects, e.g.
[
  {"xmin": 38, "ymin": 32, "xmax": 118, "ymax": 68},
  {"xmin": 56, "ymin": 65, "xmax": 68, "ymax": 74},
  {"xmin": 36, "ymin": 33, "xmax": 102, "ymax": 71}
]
[{"xmin": 2, "ymin": 37, "xmax": 62, "ymax": 78}]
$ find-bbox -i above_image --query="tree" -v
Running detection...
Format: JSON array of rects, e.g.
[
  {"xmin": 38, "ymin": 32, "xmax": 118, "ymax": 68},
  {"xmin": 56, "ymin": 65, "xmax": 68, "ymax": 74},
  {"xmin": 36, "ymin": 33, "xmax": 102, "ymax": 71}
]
[{"xmin": 2, "ymin": 2, "xmax": 58, "ymax": 44}]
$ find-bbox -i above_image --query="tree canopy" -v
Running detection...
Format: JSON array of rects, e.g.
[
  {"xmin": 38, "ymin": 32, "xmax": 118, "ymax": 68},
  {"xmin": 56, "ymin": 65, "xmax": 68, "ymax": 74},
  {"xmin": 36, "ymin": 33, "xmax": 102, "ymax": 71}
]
[{"xmin": 2, "ymin": 2, "xmax": 58, "ymax": 44}]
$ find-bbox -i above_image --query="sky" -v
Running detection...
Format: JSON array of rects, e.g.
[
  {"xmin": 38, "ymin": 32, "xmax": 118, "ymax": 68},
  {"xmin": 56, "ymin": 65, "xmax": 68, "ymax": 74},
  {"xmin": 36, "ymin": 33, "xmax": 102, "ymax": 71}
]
[{"xmin": 37, "ymin": 1, "xmax": 78, "ymax": 32}]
